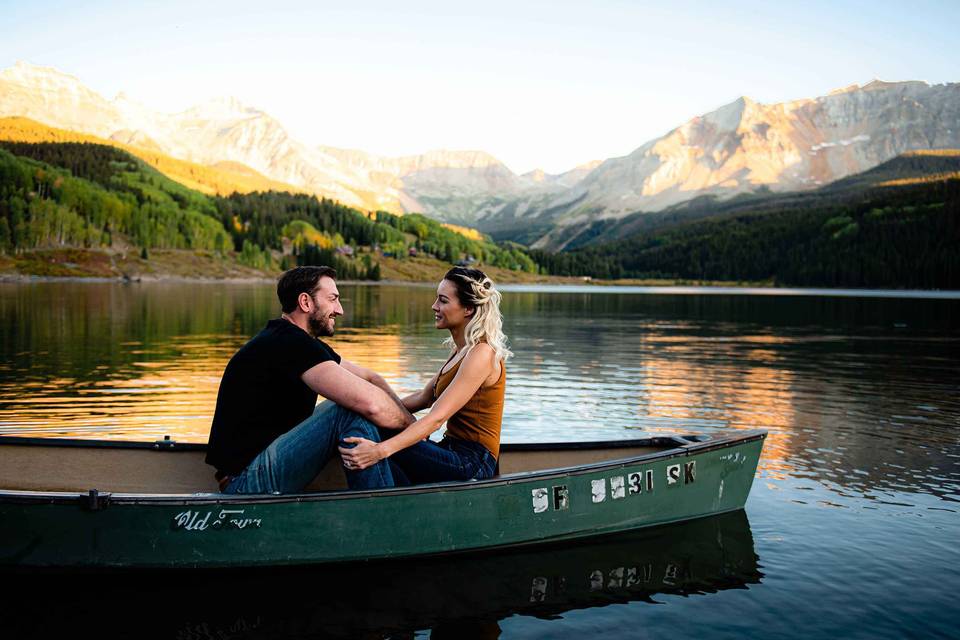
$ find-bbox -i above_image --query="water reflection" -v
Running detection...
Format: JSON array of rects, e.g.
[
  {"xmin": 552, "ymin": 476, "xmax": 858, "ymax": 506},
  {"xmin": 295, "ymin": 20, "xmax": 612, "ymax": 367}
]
[
  {"xmin": 0, "ymin": 282, "xmax": 958, "ymax": 507},
  {"xmin": 7, "ymin": 511, "xmax": 761, "ymax": 639}
]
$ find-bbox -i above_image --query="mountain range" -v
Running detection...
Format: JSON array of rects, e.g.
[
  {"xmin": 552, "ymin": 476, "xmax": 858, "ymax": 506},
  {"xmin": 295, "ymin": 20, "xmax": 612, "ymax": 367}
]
[{"xmin": 1, "ymin": 61, "xmax": 958, "ymax": 250}]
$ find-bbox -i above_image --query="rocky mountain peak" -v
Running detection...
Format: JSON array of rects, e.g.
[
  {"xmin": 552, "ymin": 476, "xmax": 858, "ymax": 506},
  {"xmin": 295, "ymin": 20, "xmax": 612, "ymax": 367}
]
[
  {"xmin": 179, "ymin": 96, "xmax": 262, "ymax": 121},
  {"xmin": 528, "ymin": 78, "xmax": 960, "ymax": 250},
  {"xmin": 699, "ymin": 95, "xmax": 758, "ymax": 133},
  {"xmin": 0, "ymin": 61, "xmax": 122, "ymax": 138},
  {"xmin": 402, "ymin": 149, "xmax": 507, "ymax": 171},
  {"xmin": 0, "ymin": 61, "xmax": 107, "ymax": 105},
  {"xmin": 112, "ymin": 91, "xmax": 146, "ymax": 108},
  {"xmin": 1, "ymin": 61, "xmax": 955, "ymax": 249},
  {"xmin": 1, "ymin": 61, "xmax": 81, "ymax": 86},
  {"xmin": 862, "ymin": 79, "xmax": 907, "ymax": 92},
  {"xmin": 828, "ymin": 83, "xmax": 863, "ymax": 96}
]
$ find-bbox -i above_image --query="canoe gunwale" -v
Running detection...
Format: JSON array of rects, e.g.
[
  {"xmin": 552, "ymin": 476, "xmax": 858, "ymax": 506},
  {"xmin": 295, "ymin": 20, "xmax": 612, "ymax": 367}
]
[
  {"xmin": 0, "ymin": 430, "xmax": 766, "ymax": 506},
  {"xmin": 0, "ymin": 433, "xmax": 713, "ymax": 452}
]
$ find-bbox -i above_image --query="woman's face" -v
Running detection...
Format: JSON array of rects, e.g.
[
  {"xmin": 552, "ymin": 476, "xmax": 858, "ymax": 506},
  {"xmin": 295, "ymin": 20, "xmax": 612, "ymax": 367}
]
[{"xmin": 432, "ymin": 279, "xmax": 473, "ymax": 330}]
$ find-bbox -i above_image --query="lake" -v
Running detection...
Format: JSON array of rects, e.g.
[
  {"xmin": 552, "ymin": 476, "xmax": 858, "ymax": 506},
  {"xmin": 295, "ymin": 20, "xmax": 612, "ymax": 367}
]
[{"xmin": 2, "ymin": 281, "xmax": 958, "ymax": 639}]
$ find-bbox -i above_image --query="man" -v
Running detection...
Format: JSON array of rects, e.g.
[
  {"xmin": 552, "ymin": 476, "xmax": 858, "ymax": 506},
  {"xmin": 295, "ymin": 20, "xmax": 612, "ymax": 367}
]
[{"xmin": 205, "ymin": 266, "xmax": 413, "ymax": 494}]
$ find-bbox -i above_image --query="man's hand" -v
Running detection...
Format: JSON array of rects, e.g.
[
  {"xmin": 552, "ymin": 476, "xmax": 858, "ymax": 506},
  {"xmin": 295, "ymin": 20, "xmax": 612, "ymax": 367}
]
[{"xmin": 339, "ymin": 437, "xmax": 384, "ymax": 470}]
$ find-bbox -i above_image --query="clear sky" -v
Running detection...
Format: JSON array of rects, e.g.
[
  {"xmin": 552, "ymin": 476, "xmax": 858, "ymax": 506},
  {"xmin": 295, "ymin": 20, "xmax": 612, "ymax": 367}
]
[{"xmin": 2, "ymin": 0, "xmax": 958, "ymax": 174}]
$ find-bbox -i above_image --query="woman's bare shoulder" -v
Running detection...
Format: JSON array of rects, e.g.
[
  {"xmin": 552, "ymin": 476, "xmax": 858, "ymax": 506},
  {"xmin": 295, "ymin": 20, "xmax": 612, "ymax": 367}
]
[
  {"xmin": 466, "ymin": 342, "xmax": 499, "ymax": 385},
  {"xmin": 467, "ymin": 341, "xmax": 496, "ymax": 362}
]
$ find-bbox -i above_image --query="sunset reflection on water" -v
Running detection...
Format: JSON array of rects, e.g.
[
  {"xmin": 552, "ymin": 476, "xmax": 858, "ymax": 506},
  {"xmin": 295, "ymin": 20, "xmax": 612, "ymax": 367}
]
[
  {"xmin": 2, "ymin": 281, "xmax": 959, "ymax": 638},
  {"xmin": 0, "ymin": 281, "xmax": 958, "ymax": 506}
]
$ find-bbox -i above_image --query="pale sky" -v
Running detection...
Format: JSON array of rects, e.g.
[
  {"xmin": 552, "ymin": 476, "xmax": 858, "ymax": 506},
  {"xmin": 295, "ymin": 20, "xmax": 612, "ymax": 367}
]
[{"xmin": 2, "ymin": 0, "xmax": 958, "ymax": 174}]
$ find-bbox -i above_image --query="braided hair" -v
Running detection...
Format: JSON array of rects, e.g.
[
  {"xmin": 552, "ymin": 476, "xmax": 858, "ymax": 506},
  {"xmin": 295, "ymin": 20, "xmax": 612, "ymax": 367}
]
[{"xmin": 442, "ymin": 267, "xmax": 512, "ymax": 362}]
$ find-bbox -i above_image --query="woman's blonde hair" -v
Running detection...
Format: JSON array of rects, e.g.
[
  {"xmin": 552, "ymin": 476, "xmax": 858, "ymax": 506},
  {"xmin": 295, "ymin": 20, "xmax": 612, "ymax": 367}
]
[{"xmin": 442, "ymin": 267, "xmax": 512, "ymax": 362}]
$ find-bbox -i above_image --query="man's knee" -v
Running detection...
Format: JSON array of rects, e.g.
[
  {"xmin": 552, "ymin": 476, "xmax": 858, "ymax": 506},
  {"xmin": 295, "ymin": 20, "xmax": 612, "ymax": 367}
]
[
  {"xmin": 340, "ymin": 408, "xmax": 381, "ymax": 441},
  {"xmin": 312, "ymin": 399, "xmax": 337, "ymax": 416},
  {"xmin": 316, "ymin": 401, "xmax": 376, "ymax": 436},
  {"xmin": 353, "ymin": 415, "xmax": 382, "ymax": 441}
]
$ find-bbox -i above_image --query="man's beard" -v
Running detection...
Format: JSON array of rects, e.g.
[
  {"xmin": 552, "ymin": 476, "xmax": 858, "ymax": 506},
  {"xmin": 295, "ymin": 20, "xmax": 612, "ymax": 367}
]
[{"xmin": 308, "ymin": 311, "xmax": 335, "ymax": 338}]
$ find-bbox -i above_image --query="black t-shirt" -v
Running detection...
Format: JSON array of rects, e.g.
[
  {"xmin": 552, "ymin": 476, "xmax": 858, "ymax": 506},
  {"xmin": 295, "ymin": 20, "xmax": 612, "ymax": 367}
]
[{"xmin": 205, "ymin": 318, "xmax": 341, "ymax": 476}]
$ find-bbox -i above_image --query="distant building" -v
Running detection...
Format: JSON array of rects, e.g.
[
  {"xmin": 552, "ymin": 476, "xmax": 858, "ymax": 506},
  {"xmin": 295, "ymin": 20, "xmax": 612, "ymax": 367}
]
[{"xmin": 336, "ymin": 245, "xmax": 354, "ymax": 257}]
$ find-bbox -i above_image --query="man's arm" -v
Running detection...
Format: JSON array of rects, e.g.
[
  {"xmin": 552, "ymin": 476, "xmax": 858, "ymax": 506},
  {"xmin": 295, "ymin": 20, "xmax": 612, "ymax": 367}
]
[
  {"xmin": 339, "ymin": 359, "xmax": 416, "ymax": 426},
  {"xmin": 340, "ymin": 360, "xmax": 402, "ymax": 402},
  {"xmin": 301, "ymin": 361, "xmax": 414, "ymax": 429},
  {"xmin": 339, "ymin": 344, "xmax": 497, "ymax": 469}
]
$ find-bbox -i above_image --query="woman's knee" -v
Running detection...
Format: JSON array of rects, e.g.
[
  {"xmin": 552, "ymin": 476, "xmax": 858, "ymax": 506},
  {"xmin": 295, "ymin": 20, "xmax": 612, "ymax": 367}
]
[{"xmin": 472, "ymin": 461, "xmax": 496, "ymax": 480}]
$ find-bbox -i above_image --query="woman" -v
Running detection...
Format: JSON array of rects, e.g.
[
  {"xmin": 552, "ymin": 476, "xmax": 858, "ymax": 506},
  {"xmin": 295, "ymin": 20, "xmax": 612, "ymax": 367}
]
[{"xmin": 339, "ymin": 267, "xmax": 510, "ymax": 484}]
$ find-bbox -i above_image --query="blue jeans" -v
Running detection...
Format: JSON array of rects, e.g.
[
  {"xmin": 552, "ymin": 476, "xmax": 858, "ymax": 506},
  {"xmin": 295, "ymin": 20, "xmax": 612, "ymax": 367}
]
[
  {"xmin": 222, "ymin": 401, "xmax": 395, "ymax": 494},
  {"xmin": 385, "ymin": 435, "xmax": 498, "ymax": 486}
]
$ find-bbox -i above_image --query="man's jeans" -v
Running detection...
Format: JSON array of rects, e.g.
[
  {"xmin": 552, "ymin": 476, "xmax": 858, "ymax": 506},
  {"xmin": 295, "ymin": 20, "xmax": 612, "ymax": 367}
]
[{"xmin": 222, "ymin": 401, "xmax": 395, "ymax": 494}]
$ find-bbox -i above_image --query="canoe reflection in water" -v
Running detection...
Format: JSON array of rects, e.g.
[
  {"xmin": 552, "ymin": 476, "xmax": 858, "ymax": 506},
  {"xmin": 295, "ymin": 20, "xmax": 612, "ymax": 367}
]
[{"xmin": 10, "ymin": 510, "xmax": 761, "ymax": 639}]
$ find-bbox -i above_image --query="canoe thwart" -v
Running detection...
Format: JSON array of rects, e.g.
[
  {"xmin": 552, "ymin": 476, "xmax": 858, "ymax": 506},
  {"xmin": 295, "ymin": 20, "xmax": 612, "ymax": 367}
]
[{"xmin": 81, "ymin": 489, "xmax": 112, "ymax": 511}]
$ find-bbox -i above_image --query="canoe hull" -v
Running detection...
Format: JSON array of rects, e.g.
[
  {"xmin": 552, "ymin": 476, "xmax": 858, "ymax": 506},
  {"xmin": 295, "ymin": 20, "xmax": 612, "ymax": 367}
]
[
  {"xmin": 0, "ymin": 431, "xmax": 764, "ymax": 568},
  {"xmin": 8, "ymin": 511, "xmax": 761, "ymax": 637}
]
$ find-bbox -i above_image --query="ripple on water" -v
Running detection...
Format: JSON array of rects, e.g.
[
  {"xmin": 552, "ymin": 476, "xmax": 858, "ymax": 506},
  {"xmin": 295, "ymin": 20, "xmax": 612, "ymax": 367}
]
[{"xmin": 1, "ymin": 282, "xmax": 959, "ymax": 637}]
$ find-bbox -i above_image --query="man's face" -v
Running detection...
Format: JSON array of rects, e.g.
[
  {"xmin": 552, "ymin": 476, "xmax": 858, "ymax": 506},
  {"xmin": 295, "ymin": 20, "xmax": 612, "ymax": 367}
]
[{"xmin": 305, "ymin": 276, "xmax": 343, "ymax": 337}]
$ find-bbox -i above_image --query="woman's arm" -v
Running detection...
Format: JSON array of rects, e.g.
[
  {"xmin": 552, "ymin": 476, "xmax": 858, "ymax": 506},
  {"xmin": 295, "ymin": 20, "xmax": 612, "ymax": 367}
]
[
  {"xmin": 339, "ymin": 344, "xmax": 496, "ymax": 468},
  {"xmin": 401, "ymin": 370, "xmax": 441, "ymax": 413}
]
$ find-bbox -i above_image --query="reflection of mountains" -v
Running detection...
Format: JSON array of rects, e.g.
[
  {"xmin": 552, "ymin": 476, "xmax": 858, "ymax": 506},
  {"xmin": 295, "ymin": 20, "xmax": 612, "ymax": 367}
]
[
  {"xmin": 8, "ymin": 511, "xmax": 761, "ymax": 639},
  {"xmin": 1, "ymin": 283, "xmax": 957, "ymax": 501},
  {"xmin": 503, "ymin": 291, "xmax": 960, "ymax": 503}
]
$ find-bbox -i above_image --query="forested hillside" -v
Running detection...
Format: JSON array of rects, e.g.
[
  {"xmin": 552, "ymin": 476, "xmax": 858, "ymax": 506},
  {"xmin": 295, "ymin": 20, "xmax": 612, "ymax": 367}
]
[
  {"xmin": 531, "ymin": 175, "xmax": 960, "ymax": 288},
  {"xmin": 0, "ymin": 141, "xmax": 543, "ymax": 280},
  {"xmin": 544, "ymin": 151, "xmax": 960, "ymax": 252},
  {"xmin": 1, "ymin": 139, "xmax": 956, "ymax": 288},
  {"xmin": 0, "ymin": 145, "xmax": 231, "ymax": 253}
]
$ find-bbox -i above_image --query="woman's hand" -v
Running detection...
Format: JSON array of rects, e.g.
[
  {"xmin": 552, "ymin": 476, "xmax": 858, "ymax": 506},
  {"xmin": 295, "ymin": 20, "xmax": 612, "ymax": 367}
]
[
  {"xmin": 372, "ymin": 344, "xmax": 497, "ymax": 460},
  {"xmin": 338, "ymin": 437, "xmax": 385, "ymax": 470}
]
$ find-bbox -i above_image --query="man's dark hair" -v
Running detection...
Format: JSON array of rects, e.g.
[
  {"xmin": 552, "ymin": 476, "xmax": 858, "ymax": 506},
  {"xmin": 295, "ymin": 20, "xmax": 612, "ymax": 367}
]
[{"xmin": 277, "ymin": 266, "xmax": 337, "ymax": 313}]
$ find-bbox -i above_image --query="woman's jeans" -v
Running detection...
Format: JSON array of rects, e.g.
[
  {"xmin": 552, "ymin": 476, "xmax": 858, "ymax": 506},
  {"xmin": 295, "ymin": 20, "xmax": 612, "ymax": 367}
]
[
  {"xmin": 386, "ymin": 435, "xmax": 498, "ymax": 486},
  {"xmin": 222, "ymin": 401, "xmax": 395, "ymax": 494}
]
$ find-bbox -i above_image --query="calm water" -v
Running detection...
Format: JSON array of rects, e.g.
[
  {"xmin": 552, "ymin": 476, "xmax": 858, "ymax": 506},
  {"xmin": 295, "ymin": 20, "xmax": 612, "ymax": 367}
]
[{"xmin": 2, "ymin": 281, "xmax": 959, "ymax": 639}]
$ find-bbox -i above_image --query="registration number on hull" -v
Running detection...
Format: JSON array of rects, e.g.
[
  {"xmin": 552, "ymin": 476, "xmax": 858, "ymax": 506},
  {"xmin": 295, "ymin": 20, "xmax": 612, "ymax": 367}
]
[{"xmin": 531, "ymin": 461, "xmax": 696, "ymax": 514}]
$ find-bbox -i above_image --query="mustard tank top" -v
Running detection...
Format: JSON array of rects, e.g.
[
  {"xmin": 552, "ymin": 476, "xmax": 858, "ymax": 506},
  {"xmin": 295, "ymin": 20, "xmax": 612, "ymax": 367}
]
[{"xmin": 433, "ymin": 351, "xmax": 506, "ymax": 459}]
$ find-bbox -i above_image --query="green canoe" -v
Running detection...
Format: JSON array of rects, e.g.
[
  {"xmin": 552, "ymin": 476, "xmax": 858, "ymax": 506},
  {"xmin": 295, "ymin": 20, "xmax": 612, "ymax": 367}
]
[
  {"xmin": 7, "ymin": 510, "xmax": 761, "ymax": 637},
  {"xmin": 0, "ymin": 429, "xmax": 765, "ymax": 569}
]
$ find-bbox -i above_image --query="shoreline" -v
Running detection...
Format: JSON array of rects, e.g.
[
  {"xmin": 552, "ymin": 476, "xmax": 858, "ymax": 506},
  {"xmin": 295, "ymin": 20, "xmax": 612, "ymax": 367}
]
[
  {"xmin": 0, "ymin": 270, "xmax": 773, "ymax": 288},
  {"xmin": 0, "ymin": 248, "xmax": 772, "ymax": 288},
  {"xmin": 1, "ymin": 250, "xmax": 955, "ymax": 296},
  {"xmin": 2, "ymin": 273, "xmax": 958, "ymax": 298}
]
